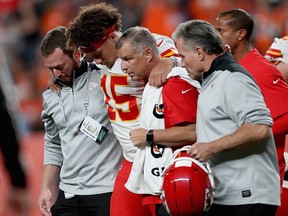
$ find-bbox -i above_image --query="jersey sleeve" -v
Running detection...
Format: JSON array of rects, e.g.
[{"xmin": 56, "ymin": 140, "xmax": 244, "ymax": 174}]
[
  {"xmin": 265, "ymin": 36, "xmax": 288, "ymax": 65},
  {"xmin": 153, "ymin": 33, "xmax": 179, "ymax": 58},
  {"xmin": 162, "ymin": 76, "xmax": 198, "ymax": 128}
]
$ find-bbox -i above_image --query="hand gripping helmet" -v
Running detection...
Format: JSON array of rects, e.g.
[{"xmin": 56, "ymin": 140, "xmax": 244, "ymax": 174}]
[{"xmin": 161, "ymin": 146, "xmax": 215, "ymax": 216}]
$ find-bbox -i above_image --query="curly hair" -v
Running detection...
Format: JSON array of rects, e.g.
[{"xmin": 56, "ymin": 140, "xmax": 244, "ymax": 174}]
[{"xmin": 67, "ymin": 2, "xmax": 122, "ymax": 50}]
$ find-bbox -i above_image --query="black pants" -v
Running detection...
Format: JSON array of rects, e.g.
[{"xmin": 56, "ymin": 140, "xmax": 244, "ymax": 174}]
[
  {"xmin": 156, "ymin": 204, "xmax": 170, "ymax": 216},
  {"xmin": 51, "ymin": 190, "xmax": 111, "ymax": 216},
  {"xmin": 206, "ymin": 203, "xmax": 277, "ymax": 216}
]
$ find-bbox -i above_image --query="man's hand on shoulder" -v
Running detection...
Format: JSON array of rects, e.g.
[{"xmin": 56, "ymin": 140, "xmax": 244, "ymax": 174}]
[{"xmin": 149, "ymin": 58, "xmax": 174, "ymax": 87}]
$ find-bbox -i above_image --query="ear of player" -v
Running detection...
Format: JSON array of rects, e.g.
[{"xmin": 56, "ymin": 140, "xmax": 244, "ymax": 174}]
[{"xmin": 161, "ymin": 146, "xmax": 215, "ymax": 216}]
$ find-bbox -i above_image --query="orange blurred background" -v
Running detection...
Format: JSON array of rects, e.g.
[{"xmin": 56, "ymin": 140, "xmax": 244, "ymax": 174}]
[{"xmin": 0, "ymin": 0, "xmax": 288, "ymax": 215}]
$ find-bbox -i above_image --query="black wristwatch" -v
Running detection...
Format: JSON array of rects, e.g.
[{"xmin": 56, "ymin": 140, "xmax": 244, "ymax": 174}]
[{"xmin": 146, "ymin": 130, "xmax": 154, "ymax": 146}]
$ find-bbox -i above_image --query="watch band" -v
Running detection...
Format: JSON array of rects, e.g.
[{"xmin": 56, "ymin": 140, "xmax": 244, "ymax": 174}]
[
  {"xmin": 169, "ymin": 56, "xmax": 180, "ymax": 67},
  {"xmin": 146, "ymin": 130, "xmax": 154, "ymax": 146}
]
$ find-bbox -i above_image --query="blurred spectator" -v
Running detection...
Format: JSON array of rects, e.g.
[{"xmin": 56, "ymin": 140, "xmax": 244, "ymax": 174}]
[
  {"xmin": 40, "ymin": 0, "xmax": 79, "ymax": 36},
  {"xmin": 251, "ymin": 0, "xmax": 287, "ymax": 55},
  {"xmin": 142, "ymin": 0, "xmax": 189, "ymax": 37},
  {"xmin": 112, "ymin": 0, "xmax": 147, "ymax": 31},
  {"xmin": 188, "ymin": 0, "xmax": 234, "ymax": 24},
  {"xmin": 0, "ymin": 46, "xmax": 32, "ymax": 216},
  {"xmin": 16, "ymin": 0, "xmax": 41, "ymax": 70}
]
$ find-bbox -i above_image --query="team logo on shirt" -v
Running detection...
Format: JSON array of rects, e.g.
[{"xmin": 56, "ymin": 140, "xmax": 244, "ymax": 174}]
[
  {"xmin": 210, "ymin": 83, "xmax": 215, "ymax": 90},
  {"xmin": 150, "ymin": 145, "xmax": 166, "ymax": 176},
  {"xmin": 89, "ymin": 82, "xmax": 98, "ymax": 89},
  {"xmin": 153, "ymin": 104, "xmax": 164, "ymax": 119},
  {"xmin": 150, "ymin": 144, "xmax": 165, "ymax": 158}
]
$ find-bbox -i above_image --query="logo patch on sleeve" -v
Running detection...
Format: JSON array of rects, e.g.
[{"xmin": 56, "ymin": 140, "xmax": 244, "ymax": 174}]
[{"xmin": 241, "ymin": 190, "xmax": 251, "ymax": 198}]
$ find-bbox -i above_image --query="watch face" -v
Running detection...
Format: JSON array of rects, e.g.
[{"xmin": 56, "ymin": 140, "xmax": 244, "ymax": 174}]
[{"xmin": 146, "ymin": 130, "xmax": 154, "ymax": 144}]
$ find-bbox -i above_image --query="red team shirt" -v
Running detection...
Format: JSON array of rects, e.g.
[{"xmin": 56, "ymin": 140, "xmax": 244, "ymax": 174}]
[
  {"xmin": 163, "ymin": 76, "xmax": 198, "ymax": 128},
  {"xmin": 239, "ymin": 49, "xmax": 288, "ymax": 122},
  {"xmin": 143, "ymin": 75, "xmax": 199, "ymax": 206},
  {"xmin": 239, "ymin": 48, "xmax": 288, "ymax": 216}
]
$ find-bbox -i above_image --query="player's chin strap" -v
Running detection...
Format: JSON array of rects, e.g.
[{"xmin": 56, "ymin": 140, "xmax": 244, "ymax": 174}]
[{"xmin": 161, "ymin": 145, "xmax": 215, "ymax": 190}]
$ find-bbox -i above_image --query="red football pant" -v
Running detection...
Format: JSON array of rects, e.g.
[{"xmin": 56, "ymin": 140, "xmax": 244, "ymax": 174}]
[{"xmin": 110, "ymin": 158, "xmax": 151, "ymax": 216}]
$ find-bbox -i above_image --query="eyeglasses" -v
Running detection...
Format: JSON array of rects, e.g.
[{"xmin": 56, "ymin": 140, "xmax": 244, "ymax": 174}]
[{"xmin": 80, "ymin": 25, "xmax": 115, "ymax": 53}]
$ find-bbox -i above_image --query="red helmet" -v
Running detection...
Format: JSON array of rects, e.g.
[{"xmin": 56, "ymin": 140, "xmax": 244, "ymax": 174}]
[{"xmin": 161, "ymin": 146, "xmax": 214, "ymax": 216}]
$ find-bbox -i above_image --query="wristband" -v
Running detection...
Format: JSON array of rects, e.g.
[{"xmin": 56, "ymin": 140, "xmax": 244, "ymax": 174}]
[{"xmin": 146, "ymin": 130, "xmax": 154, "ymax": 146}]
